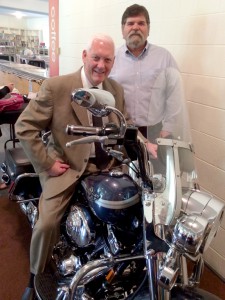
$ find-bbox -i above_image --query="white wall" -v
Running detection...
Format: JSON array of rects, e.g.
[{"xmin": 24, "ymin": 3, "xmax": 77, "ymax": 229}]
[
  {"xmin": 59, "ymin": 0, "xmax": 225, "ymax": 278},
  {"xmin": 0, "ymin": 0, "xmax": 48, "ymax": 15},
  {"xmin": 0, "ymin": 15, "xmax": 26, "ymax": 28},
  {"xmin": 59, "ymin": 0, "xmax": 154, "ymax": 74}
]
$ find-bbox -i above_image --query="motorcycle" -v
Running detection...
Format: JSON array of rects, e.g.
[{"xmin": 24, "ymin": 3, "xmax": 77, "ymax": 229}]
[{"xmin": 1, "ymin": 88, "xmax": 224, "ymax": 300}]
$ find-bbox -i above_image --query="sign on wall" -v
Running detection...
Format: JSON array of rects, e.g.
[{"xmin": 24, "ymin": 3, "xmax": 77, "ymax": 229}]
[{"xmin": 49, "ymin": 0, "xmax": 59, "ymax": 76}]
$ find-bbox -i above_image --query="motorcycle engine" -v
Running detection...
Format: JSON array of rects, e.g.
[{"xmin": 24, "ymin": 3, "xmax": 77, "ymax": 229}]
[
  {"xmin": 81, "ymin": 170, "xmax": 141, "ymax": 227},
  {"xmin": 66, "ymin": 204, "xmax": 96, "ymax": 247}
]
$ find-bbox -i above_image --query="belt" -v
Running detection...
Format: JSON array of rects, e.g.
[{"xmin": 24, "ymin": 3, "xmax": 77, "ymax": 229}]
[
  {"xmin": 138, "ymin": 126, "xmax": 147, "ymax": 138},
  {"xmin": 88, "ymin": 156, "xmax": 112, "ymax": 168}
]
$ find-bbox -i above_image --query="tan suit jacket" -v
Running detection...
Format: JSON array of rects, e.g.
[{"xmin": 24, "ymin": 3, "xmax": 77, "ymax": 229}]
[{"xmin": 15, "ymin": 69, "xmax": 126, "ymax": 199}]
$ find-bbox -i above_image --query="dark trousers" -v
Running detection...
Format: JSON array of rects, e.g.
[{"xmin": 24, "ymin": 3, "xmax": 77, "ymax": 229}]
[{"xmin": 138, "ymin": 122, "xmax": 162, "ymax": 142}]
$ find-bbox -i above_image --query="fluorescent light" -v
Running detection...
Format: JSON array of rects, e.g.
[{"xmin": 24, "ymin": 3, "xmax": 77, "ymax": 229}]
[{"xmin": 11, "ymin": 11, "xmax": 27, "ymax": 19}]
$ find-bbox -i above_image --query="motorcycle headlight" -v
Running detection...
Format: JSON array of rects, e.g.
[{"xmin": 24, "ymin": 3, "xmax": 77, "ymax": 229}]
[
  {"xmin": 173, "ymin": 214, "xmax": 208, "ymax": 255},
  {"xmin": 173, "ymin": 190, "xmax": 224, "ymax": 256}
]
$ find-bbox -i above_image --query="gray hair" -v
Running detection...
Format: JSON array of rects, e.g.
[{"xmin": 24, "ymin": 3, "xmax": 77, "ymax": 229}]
[
  {"xmin": 122, "ymin": 4, "xmax": 150, "ymax": 25},
  {"xmin": 86, "ymin": 33, "xmax": 115, "ymax": 53}
]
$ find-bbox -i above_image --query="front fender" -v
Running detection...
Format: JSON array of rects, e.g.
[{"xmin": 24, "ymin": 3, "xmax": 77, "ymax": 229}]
[
  {"xmin": 132, "ymin": 286, "xmax": 222, "ymax": 300},
  {"xmin": 171, "ymin": 286, "xmax": 222, "ymax": 300}
]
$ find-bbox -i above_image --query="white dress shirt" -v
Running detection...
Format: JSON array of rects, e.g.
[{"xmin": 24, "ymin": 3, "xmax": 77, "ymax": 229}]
[{"xmin": 109, "ymin": 43, "xmax": 184, "ymax": 134}]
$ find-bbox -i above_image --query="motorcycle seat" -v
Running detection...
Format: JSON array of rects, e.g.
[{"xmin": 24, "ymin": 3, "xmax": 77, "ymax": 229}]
[{"xmin": 2, "ymin": 147, "xmax": 35, "ymax": 182}]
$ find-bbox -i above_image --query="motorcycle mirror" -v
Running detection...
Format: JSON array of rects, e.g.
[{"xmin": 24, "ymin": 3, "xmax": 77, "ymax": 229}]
[{"xmin": 71, "ymin": 88, "xmax": 115, "ymax": 117}]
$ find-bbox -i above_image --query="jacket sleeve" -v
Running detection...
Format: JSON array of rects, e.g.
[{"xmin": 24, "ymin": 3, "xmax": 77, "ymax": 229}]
[
  {"xmin": 15, "ymin": 79, "xmax": 55, "ymax": 174},
  {"xmin": 0, "ymin": 86, "xmax": 10, "ymax": 99}
]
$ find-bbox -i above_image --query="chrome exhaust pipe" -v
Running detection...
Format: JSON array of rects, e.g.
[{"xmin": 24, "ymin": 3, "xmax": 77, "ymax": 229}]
[
  {"xmin": 69, "ymin": 258, "xmax": 114, "ymax": 299},
  {"xmin": 69, "ymin": 254, "xmax": 144, "ymax": 299}
]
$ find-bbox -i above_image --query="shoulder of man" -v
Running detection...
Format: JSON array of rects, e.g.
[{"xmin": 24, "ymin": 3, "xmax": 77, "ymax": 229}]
[
  {"xmin": 149, "ymin": 43, "xmax": 170, "ymax": 54},
  {"xmin": 115, "ymin": 44, "xmax": 126, "ymax": 54},
  {"xmin": 39, "ymin": 70, "xmax": 82, "ymax": 93},
  {"xmin": 45, "ymin": 70, "xmax": 81, "ymax": 84},
  {"xmin": 150, "ymin": 43, "xmax": 177, "ymax": 57}
]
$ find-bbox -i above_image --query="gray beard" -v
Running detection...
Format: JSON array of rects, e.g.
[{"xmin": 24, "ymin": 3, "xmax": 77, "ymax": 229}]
[{"xmin": 127, "ymin": 38, "xmax": 144, "ymax": 50}]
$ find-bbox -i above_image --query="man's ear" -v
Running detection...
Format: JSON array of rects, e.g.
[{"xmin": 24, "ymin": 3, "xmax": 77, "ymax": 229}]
[
  {"xmin": 148, "ymin": 24, "xmax": 150, "ymax": 36},
  {"xmin": 82, "ymin": 50, "xmax": 87, "ymax": 60},
  {"xmin": 121, "ymin": 25, "xmax": 125, "ymax": 39}
]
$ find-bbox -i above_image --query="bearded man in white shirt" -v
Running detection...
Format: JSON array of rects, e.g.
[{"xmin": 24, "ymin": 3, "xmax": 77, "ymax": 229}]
[{"xmin": 110, "ymin": 4, "xmax": 186, "ymax": 142}]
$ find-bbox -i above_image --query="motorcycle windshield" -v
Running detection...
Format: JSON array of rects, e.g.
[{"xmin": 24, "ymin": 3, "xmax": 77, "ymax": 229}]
[
  {"xmin": 145, "ymin": 67, "xmax": 192, "ymax": 144},
  {"xmin": 152, "ymin": 140, "xmax": 197, "ymax": 228},
  {"xmin": 142, "ymin": 66, "xmax": 195, "ymax": 230}
]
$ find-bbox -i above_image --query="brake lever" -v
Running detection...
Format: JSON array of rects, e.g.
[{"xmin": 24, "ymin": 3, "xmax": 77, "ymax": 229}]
[{"xmin": 66, "ymin": 136, "xmax": 118, "ymax": 148}]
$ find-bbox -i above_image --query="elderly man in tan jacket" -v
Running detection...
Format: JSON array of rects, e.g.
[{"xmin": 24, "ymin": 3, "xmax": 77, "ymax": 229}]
[{"xmin": 16, "ymin": 33, "xmax": 131, "ymax": 300}]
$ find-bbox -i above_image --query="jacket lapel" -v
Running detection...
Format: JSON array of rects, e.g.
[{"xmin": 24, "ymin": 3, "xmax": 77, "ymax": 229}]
[
  {"xmin": 71, "ymin": 102, "xmax": 90, "ymax": 126},
  {"xmin": 70, "ymin": 70, "xmax": 89, "ymax": 126},
  {"xmin": 103, "ymin": 79, "xmax": 116, "ymax": 97}
]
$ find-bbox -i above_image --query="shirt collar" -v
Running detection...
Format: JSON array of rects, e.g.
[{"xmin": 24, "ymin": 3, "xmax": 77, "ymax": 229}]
[
  {"xmin": 81, "ymin": 67, "xmax": 103, "ymax": 89},
  {"xmin": 125, "ymin": 41, "xmax": 149, "ymax": 58}
]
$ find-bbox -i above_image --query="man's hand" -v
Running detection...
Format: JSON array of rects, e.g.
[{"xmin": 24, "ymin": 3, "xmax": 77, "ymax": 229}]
[
  {"xmin": 159, "ymin": 130, "xmax": 171, "ymax": 138},
  {"xmin": 47, "ymin": 160, "xmax": 70, "ymax": 176},
  {"xmin": 7, "ymin": 83, "xmax": 14, "ymax": 92},
  {"xmin": 146, "ymin": 142, "xmax": 158, "ymax": 159}
]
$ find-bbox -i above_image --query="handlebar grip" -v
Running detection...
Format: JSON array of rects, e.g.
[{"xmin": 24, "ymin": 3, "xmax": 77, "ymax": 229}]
[
  {"xmin": 66, "ymin": 124, "xmax": 120, "ymax": 137},
  {"xmin": 66, "ymin": 125, "xmax": 102, "ymax": 136}
]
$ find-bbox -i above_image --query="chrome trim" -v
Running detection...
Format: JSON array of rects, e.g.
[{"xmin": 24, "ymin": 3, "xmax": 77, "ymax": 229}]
[{"xmin": 96, "ymin": 194, "xmax": 140, "ymax": 209}]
